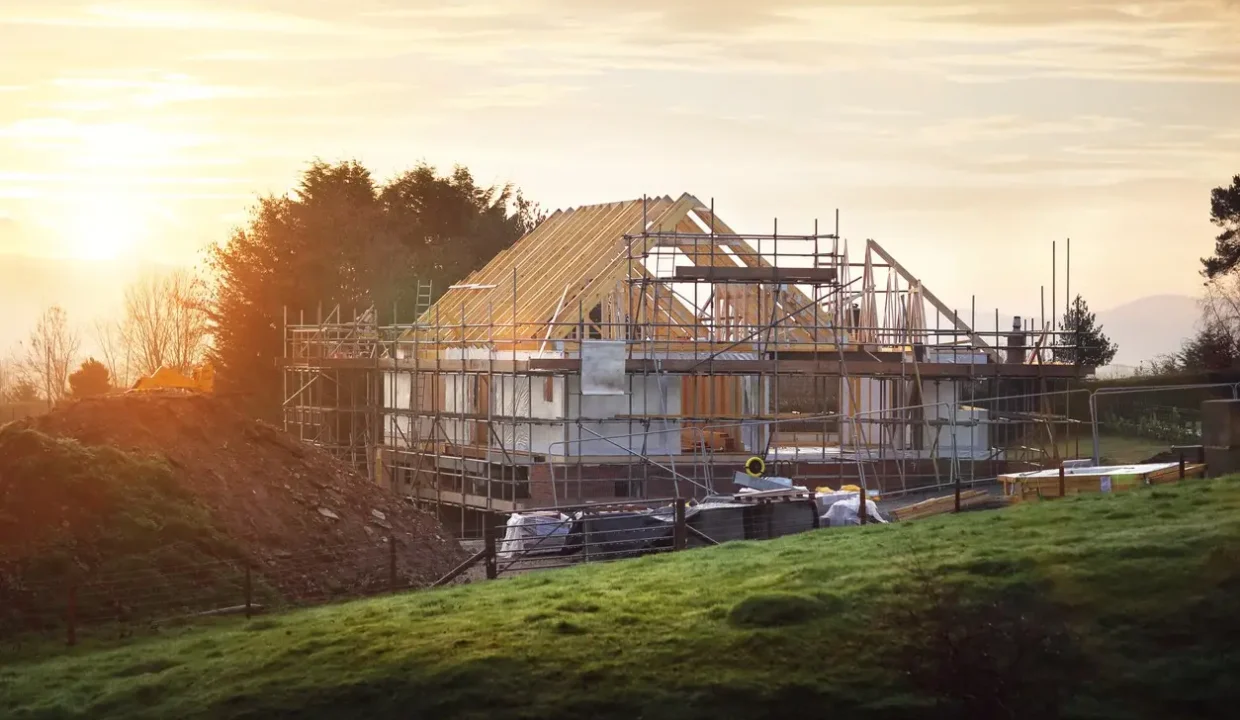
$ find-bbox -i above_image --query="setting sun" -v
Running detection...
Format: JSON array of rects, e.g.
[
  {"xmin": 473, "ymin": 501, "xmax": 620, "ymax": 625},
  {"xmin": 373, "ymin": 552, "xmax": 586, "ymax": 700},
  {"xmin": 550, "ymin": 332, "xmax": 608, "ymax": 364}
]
[
  {"xmin": 60, "ymin": 191, "xmax": 148, "ymax": 260},
  {"xmin": 11, "ymin": 120, "xmax": 196, "ymax": 260}
]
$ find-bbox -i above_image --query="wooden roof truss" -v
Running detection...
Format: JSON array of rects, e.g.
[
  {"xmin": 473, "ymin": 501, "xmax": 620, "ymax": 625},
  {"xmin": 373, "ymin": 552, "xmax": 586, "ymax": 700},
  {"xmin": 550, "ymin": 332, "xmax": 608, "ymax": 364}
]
[{"xmin": 417, "ymin": 193, "xmax": 995, "ymax": 358}]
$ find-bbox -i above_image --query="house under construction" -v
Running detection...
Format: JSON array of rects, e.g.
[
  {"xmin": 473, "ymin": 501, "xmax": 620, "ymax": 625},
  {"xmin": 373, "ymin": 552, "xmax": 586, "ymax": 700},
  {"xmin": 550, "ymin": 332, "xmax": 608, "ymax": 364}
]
[{"xmin": 282, "ymin": 193, "xmax": 1090, "ymax": 534}]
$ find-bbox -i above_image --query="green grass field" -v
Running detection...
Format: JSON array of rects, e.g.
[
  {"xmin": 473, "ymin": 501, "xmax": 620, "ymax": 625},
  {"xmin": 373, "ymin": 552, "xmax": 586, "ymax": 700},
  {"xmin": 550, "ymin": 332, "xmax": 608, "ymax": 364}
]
[
  {"xmin": 5, "ymin": 477, "xmax": 1240, "ymax": 719},
  {"xmin": 1094, "ymin": 433, "xmax": 1175, "ymax": 463},
  {"xmin": 1043, "ymin": 432, "xmax": 1170, "ymax": 464}
]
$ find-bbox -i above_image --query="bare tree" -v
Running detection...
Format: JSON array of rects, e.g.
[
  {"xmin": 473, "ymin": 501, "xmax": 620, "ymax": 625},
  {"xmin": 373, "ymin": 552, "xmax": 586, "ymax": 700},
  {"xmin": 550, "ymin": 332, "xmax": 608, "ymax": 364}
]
[
  {"xmin": 1201, "ymin": 275, "xmax": 1240, "ymax": 336},
  {"xmin": 165, "ymin": 270, "xmax": 210, "ymax": 373},
  {"xmin": 121, "ymin": 269, "xmax": 210, "ymax": 376},
  {"xmin": 22, "ymin": 306, "xmax": 81, "ymax": 406},
  {"xmin": 122, "ymin": 273, "xmax": 171, "ymax": 376},
  {"xmin": 93, "ymin": 318, "xmax": 133, "ymax": 389},
  {"xmin": 0, "ymin": 351, "xmax": 14, "ymax": 402}
]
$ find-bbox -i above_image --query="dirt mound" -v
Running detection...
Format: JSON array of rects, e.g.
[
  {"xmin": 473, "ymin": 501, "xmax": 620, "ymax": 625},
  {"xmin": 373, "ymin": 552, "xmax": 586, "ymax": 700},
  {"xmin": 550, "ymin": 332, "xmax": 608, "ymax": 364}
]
[{"xmin": 0, "ymin": 392, "xmax": 464, "ymax": 627}]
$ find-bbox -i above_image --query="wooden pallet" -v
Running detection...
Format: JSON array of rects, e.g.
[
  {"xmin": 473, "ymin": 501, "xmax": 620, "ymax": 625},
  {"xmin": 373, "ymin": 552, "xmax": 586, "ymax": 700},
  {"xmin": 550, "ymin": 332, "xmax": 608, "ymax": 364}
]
[{"xmin": 732, "ymin": 489, "xmax": 816, "ymax": 504}]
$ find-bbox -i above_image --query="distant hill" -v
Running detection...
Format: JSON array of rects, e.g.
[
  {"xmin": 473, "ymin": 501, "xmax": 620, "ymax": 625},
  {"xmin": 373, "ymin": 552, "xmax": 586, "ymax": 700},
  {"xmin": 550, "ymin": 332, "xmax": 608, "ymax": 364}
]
[
  {"xmin": 917, "ymin": 293, "xmax": 1199, "ymax": 373},
  {"xmin": 1096, "ymin": 294, "xmax": 1200, "ymax": 368}
]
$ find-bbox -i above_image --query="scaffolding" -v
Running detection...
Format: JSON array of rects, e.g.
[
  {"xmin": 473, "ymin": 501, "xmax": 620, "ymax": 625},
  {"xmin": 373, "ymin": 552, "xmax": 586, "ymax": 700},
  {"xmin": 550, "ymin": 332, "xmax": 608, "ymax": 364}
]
[{"xmin": 281, "ymin": 193, "xmax": 1089, "ymax": 535}]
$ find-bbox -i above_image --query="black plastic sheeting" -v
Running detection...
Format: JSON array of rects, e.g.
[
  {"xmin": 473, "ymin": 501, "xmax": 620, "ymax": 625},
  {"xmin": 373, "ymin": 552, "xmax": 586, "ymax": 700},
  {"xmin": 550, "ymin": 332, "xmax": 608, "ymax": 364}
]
[
  {"xmin": 560, "ymin": 511, "xmax": 675, "ymax": 559},
  {"xmin": 556, "ymin": 500, "xmax": 820, "ymax": 559}
]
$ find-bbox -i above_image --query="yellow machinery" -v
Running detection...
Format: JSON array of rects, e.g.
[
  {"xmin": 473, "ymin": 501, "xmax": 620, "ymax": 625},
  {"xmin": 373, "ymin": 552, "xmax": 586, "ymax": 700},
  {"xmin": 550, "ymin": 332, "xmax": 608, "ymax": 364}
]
[{"xmin": 131, "ymin": 364, "xmax": 214, "ymax": 393}]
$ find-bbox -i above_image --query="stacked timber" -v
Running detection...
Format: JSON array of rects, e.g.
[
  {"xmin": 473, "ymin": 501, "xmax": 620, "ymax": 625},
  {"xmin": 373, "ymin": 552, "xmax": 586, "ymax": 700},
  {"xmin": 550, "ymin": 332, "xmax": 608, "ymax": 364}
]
[
  {"xmin": 1146, "ymin": 463, "xmax": 1207, "ymax": 485},
  {"xmin": 890, "ymin": 490, "xmax": 991, "ymax": 521},
  {"xmin": 1000, "ymin": 462, "xmax": 1206, "ymax": 502}
]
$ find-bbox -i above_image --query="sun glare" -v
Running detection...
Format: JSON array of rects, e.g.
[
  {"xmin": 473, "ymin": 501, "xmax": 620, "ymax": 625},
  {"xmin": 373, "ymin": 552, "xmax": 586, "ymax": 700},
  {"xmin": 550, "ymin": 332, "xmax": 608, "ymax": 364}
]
[
  {"xmin": 61, "ymin": 192, "xmax": 149, "ymax": 260},
  {"xmin": 44, "ymin": 121, "xmax": 191, "ymax": 260}
]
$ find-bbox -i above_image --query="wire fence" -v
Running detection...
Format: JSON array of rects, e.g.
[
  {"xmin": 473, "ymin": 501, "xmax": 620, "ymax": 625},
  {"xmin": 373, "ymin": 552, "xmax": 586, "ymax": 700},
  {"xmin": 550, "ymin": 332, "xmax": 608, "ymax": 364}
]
[
  {"xmin": 455, "ymin": 494, "xmax": 883, "ymax": 580},
  {"xmin": 0, "ymin": 491, "xmax": 872, "ymax": 653},
  {"xmin": 0, "ymin": 473, "xmax": 1132, "ymax": 656},
  {"xmin": 0, "ymin": 401, "xmax": 46, "ymax": 424},
  {"xmin": 0, "ymin": 537, "xmax": 453, "ymax": 655}
]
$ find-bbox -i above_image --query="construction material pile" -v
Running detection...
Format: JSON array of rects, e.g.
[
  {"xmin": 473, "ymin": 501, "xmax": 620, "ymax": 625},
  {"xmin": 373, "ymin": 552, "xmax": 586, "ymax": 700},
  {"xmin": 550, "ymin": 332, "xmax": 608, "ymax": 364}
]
[
  {"xmin": 999, "ymin": 462, "xmax": 1208, "ymax": 502},
  {"xmin": 0, "ymin": 392, "xmax": 464, "ymax": 630},
  {"xmin": 889, "ymin": 489, "xmax": 995, "ymax": 521}
]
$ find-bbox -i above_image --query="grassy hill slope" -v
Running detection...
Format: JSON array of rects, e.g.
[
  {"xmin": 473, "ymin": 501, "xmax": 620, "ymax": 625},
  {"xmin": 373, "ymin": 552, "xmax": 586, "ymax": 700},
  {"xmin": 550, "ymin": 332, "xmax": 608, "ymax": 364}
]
[
  {"xmin": 5, "ymin": 478, "xmax": 1240, "ymax": 719},
  {"xmin": 0, "ymin": 396, "xmax": 462, "ymax": 635}
]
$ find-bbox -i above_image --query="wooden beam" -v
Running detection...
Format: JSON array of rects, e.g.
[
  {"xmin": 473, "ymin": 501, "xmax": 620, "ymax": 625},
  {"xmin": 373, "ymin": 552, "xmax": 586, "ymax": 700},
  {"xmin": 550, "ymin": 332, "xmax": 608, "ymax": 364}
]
[
  {"xmin": 527, "ymin": 357, "xmax": 1089, "ymax": 378},
  {"xmin": 537, "ymin": 284, "xmax": 571, "ymax": 355},
  {"xmin": 543, "ymin": 195, "xmax": 698, "ymax": 341},
  {"xmin": 865, "ymin": 239, "xmax": 1000, "ymax": 362},
  {"xmin": 694, "ymin": 202, "xmax": 831, "ymax": 335},
  {"xmin": 672, "ymin": 266, "xmax": 838, "ymax": 283},
  {"xmin": 280, "ymin": 358, "xmax": 532, "ymax": 373},
  {"xmin": 282, "ymin": 350, "xmax": 1093, "ymax": 378}
]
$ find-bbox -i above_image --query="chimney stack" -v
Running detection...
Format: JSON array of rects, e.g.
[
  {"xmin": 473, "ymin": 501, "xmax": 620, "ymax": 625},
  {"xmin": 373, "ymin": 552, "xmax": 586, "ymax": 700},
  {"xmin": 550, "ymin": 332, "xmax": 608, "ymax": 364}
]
[{"xmin": 1006, "ymin": 315, "xmax": 1026, "ymax": 363}]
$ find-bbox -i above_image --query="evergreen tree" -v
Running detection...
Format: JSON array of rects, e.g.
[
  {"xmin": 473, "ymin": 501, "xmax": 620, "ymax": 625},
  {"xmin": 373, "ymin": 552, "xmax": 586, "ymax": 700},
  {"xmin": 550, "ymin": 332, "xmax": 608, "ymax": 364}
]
[
  {"xmin": 1053, "ymin": 295, "xmax": 1118, "ymax": 367},
  {"xmin": 68, "ymin": 357, "xmax": 112, "ymax": 397},
  {"xmin": 1176, "ymin": 324, "xmax": 1240, "ymax": 371},
  {"xmin": 1201, "ymin": 174, "xmax": 1240, "ymax": 279},
  {"xmin": 206, "ymin": 160, "xmax": 543, "ymax": 418}
]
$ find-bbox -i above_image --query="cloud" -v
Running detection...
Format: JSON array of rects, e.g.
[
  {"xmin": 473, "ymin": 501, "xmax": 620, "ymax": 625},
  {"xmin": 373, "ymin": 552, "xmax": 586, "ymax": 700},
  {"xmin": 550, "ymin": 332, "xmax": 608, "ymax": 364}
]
[
  {"xmin": 911, "ymin": 115, "xmax": 1143, "ymax": 146},
  {"xmin": 501, "ymin": 1, "xmax": 1240, "ymax": 82},
  {"xmin": 47, "ymin": 72, "xmax": 267, "ymax": 111},
  {"xmin": 9, "ymin": 1, "xmax": 1235, "ymax": 84},
  {"xmin": 3, "ymin": 1, "xmax": 346, "ymax": 34},
  {"xmin": 911, "ymin": 1, "xmax": 1235, "ymax": 28},
  {"xmin": 445, "ymin": 83, "xmax": 584, "ymax": 110},
  {"xmin": 0, "ymin": 215, "xmax": 25, "ymax": 252},
  {"xmin": 0, "ymin": 0, "xmax": 1234, "ymax": 316},
  {"xmin": 0, "ymin": 171, "xmax": 246, "ymax": 186}
]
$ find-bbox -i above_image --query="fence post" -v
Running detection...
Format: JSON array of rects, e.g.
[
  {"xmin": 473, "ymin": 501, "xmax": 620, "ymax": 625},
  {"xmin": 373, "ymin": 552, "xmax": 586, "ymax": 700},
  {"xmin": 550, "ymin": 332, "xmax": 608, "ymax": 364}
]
[
  {"xmin": 673, "ymin": 498, "xmax": 687, "ymax": 551},
  {"xmin": 954, "ymin": 472, "xmax": 961, "ymax": 513},
  {"xmin": 388, "ymin": 537, "xmax": 398, "ymax": 591},
  {"xmin": 244, "ymin": 565, "xmax": 252, "ymax": 619},
  {"xmin": 859, "ymin": 484, "xmax": 868, "ymax": 525},
  {"xmin": 1059, "ymin": 466, "xmax": 1066, "ymax": 498},
  {"xmin": 66, "ymin": 582, "xmax": 77, "ymax": 647},
  {"xmin": 483, "ymin": 516, "xmax": 498, "ymax": 580},
  {"xmin": 1179, "ymin": 454, "xmax": 1186, "ymax": 480}
]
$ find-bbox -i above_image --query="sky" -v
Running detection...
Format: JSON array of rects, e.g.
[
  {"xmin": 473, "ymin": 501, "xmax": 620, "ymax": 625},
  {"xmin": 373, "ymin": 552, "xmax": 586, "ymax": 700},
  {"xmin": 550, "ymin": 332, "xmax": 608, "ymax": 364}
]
[{"xmin": 1, "ymin": 0, "xmax": 1239, "ymax": 357}]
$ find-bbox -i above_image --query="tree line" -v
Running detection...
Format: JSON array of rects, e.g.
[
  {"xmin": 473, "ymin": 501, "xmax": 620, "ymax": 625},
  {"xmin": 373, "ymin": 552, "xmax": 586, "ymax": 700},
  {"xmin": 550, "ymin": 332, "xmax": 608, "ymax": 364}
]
[
  {"xmin": 0, "ymin": 160, "xmax": 543, "ymax": 415},
  {"xmin": 5, "ymin": 162, "xmax": 1235, "ymax": 408},
  {"xmin": 1134, "ymin": 174, "xmax": 1240, "ymax": 374},
  {"xmin": 206, "ymin": 160, "xmax": 542, "ymax": 415},
  {"xmin": 1049, "ymin": 173, "xmax": 1240, "ymax": 375},
  {"xmin": 0, "ymin": 269, "xmax": 211, "ymax": 404}
]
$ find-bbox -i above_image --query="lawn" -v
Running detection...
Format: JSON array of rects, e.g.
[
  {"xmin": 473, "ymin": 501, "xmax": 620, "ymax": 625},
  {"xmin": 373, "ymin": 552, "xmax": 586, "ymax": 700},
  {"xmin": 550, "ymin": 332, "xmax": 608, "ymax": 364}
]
[
  {"xmin": 5, "ymin": 477, "xmax": 1240, "ymax": 719},
  {"xmin": 1045, "ymin": 432, "xmax": 1172, "ymax": 464}
]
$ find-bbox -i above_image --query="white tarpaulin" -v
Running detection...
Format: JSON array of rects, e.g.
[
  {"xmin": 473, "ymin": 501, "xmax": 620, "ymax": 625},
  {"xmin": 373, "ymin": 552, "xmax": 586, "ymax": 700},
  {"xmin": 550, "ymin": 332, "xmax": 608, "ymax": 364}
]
[
  {"xmin": 823, "ymin": 495, "xmax": 887, "ymax": 526},
  {"xmin": 498, "ymin": 512, "xmax": 572, "ymax": 559},
  {"xmin": 580, "ymin": 340, "xmax": 627, "ymax": 396}
]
